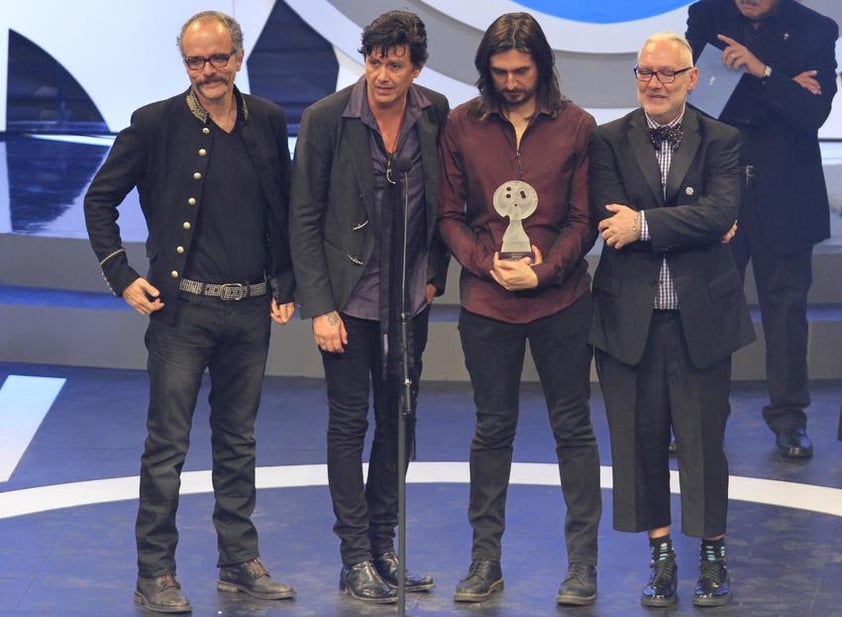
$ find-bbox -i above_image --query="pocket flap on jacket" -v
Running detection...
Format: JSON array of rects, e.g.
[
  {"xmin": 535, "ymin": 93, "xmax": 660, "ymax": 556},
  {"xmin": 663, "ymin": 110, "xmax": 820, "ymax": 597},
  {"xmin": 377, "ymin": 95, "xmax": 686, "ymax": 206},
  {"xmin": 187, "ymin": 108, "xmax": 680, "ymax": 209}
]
[{"xmin": 708, "ymin": 269, "xmax": 742, "ymax": 301}]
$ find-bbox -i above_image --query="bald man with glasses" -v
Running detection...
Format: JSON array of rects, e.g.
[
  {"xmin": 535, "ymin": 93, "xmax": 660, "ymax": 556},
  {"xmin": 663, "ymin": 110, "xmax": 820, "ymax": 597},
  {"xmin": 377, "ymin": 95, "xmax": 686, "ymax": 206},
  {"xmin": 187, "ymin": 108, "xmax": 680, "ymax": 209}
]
[{"xmin": 589, "ymin": 32, "xmax": 754, "ymax": 608}]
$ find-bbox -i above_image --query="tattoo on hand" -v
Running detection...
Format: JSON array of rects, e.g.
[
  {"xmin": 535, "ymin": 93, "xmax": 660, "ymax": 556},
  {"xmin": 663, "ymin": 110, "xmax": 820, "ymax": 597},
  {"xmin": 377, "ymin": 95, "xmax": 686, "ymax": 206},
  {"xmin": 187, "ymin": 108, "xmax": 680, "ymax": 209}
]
[{"xmin": 327, "ymin": 313, "xmax": 338, "ymax": 326}]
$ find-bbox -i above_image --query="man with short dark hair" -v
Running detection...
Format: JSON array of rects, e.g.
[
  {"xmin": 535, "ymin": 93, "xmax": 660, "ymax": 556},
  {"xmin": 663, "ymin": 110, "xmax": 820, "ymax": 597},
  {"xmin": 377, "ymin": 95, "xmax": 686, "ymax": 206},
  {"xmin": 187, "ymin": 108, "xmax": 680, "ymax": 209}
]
[
  {"xmin": 84, "ymin": 10, "xmax": 295, "ymax": 613},
  {"xmin": 686, "ymin": 0, "xmax": 839, "ymax": 459},
  {"xmin": 438, "ymin": 12, "xmax": 602, "ymax": 607},
  {"xmin": 589, "ymin": 32, "xmax": 755, "ymax": 608},
  {"xmin": 289, "ymin": 10, "xmax": 449, "ymax": 604}
]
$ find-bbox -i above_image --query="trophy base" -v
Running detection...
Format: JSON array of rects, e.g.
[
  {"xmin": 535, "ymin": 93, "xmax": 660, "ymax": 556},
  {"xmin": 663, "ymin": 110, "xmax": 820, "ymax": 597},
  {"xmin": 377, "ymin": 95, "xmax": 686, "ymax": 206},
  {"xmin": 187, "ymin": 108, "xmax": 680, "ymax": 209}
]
[{"xmin": 499, "ymin": 250, "xmax": 534, "ymax": 261}]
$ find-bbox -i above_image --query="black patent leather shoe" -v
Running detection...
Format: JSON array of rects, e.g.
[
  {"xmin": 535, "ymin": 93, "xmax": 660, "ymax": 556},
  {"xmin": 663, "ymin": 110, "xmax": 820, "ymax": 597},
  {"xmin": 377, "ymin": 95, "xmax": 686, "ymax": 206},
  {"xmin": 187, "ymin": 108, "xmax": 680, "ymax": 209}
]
[
  {"xmin": 556, "ymin": 563, "xmax": 597, "ymax": 606},
  {"xmin": 217, "ymin": 558, "xmax": 295, "ymax": 600},
  {"xmin": 339, "ymin": 561, "xmax": 397, "ymax": 603},
  {"xmin": 134, "ymin": 574, "xmax": 192, "ymax": 613},
  {"xmin": 453, "ymin": 559, "xmax": 503, "ymax": 602},
  {"xmin": 641, "ymin": 553, "xmax": 677, "ymax": 608},
  {"xmin": 374, "ymin": 552, "xmax": 435, "ymax": 592},
  {"xmin": 775, "ymin": 428, "xmax": 813, "ymax": 459},
  {"xmin": 693, "ymin": 559, "xmax": 731, "ymax": 606}
]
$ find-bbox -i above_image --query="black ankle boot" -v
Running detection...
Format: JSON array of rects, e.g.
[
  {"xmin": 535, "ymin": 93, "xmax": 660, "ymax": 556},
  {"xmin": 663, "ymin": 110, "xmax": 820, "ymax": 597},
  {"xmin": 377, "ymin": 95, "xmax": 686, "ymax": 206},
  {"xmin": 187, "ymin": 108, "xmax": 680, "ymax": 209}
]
[
  {"xmin": 641, "ymin": 538, "xmax": 677, "ymax": 608},
  {"xmin": 373, "ymin": 552, "xmax": 435, "ymax": 592},
  {"xmin": 339, "ymin": 561, "xmax": 396, "ymax": 603},
  {"xmin": 453, "ymin": 559, "xmax": 503, "ymax": 602},
  {"xmin": 694, "ymin": 540, "xmax": 731, "ymax": 606}
]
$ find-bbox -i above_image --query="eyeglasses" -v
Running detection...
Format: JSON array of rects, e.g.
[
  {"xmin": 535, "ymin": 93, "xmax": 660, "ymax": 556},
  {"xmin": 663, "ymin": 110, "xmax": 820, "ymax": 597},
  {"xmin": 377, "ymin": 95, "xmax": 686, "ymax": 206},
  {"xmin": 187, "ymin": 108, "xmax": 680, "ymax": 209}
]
[
  {"xmin": 634, "ymin": 66, "xmax": 693, "ymax": 84},
  {"xmin": 183, "ymin": 49, "xmax": 237, "ymax": 71}
]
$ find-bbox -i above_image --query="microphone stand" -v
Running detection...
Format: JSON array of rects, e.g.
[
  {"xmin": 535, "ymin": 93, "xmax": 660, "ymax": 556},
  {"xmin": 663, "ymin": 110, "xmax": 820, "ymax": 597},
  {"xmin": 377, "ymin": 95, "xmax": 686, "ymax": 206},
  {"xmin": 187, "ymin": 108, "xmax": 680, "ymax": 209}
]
[{"xmin": 394, "ymin": 157, "xmax": 414, "ymax": 617}]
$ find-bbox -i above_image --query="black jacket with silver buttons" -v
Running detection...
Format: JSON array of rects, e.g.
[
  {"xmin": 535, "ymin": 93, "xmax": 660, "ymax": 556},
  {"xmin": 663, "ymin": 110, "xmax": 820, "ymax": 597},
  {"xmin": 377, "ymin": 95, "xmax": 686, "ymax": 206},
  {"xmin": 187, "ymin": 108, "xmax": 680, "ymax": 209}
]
[{"xmin": 84, "ymin": 87, "xmax": 294, "ymax": 324}]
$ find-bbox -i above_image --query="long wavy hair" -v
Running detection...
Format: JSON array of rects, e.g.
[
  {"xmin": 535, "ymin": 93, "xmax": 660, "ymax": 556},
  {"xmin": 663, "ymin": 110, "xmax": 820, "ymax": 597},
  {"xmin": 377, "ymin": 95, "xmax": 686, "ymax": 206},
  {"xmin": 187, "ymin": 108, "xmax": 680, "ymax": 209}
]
[{"xmin": 470, "ymin": 12, "xmax": 566, "ymax": 120}]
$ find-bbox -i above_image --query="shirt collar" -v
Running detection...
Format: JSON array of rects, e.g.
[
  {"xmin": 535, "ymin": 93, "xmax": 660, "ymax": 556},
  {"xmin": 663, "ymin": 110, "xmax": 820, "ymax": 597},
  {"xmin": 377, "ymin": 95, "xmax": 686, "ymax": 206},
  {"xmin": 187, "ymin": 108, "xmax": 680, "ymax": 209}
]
[
  {"xmin": 342, "ymin": 75, "xmax": 431, "ymax": 120},
  {"xmin": 644, "ymin": 105, "xmax": 685, "ymax": 129},
  {"xmin": 185, "ymin": 86, "xmax": 249, "ymax": 124},
  {"xmin": 736, "ymin": 0, "xmax": 782, "ymax": 27},
  {"xmin": 488, "ymin": 99, "xmax": 554, "ymax": 123}
]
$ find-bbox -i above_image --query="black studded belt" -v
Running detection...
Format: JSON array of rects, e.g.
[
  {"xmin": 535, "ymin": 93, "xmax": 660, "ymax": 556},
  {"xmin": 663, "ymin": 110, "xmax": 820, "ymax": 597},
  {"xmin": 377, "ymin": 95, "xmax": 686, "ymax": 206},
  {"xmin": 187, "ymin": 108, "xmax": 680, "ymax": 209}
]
[{"xmin": 178, "ymin": 277, "xmax": 267, "ymax": 301}]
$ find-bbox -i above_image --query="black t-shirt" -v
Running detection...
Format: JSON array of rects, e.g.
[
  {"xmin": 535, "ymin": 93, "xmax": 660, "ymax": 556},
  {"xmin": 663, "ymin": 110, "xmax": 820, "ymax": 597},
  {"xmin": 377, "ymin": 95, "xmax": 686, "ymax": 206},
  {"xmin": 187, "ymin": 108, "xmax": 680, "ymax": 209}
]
[{"xmin": 184, "ymin": 119, "xmax": 267, "ymax": 284}]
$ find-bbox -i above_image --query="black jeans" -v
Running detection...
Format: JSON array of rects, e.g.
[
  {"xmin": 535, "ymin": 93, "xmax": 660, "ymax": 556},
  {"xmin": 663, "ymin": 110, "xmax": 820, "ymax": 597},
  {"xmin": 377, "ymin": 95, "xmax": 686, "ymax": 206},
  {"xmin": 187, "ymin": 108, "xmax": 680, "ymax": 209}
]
[
  {"xmin": 321, "ymin": 308, "xmax": 429, "ymax": 566},
  {"xmin": 458, "ymin": 293, "xmax": 601, "ymax": 566},
  {"xmin": 136, "ymin": 293, "xmax": 270, "ymax": 577}
]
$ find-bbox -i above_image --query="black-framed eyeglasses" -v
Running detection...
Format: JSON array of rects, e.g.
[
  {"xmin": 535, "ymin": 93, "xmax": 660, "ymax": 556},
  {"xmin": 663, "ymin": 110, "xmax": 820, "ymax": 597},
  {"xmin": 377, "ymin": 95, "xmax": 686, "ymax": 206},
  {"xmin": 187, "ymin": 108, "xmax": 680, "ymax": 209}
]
[
  {"xmin": 634, "ymin": 66, "xmax": 693, "ymax": 84},
  {"xmin": 183, "ymin": 49, "xmax": 237, "ymax": 71}
]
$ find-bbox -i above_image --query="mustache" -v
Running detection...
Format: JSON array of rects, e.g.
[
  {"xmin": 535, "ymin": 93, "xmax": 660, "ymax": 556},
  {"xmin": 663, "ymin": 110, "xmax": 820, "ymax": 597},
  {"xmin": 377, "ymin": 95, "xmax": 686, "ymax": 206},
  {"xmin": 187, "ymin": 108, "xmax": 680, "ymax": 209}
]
[{"xmin": 198, "ymin": 76, "xmax": 227, "ymax": 87}]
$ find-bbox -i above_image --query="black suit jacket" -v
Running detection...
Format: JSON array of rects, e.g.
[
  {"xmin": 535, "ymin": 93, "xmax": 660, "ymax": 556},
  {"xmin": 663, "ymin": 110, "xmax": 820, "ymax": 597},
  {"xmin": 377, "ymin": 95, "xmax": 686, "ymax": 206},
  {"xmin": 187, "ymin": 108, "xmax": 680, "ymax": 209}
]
[
  {"xmin": 589, "ymin": 107, "xmax": 755, "ymax": 369},
  {"xmin": 686, "ymin": 0, "xmax": 838, "ymax": 252},
  {"xmin": 289, "ymin": 83, "xmax": 450, "ymax": 319},
  {"xmin": 84, "ymin": 88, "xmax": 294, "ymax": 324}
]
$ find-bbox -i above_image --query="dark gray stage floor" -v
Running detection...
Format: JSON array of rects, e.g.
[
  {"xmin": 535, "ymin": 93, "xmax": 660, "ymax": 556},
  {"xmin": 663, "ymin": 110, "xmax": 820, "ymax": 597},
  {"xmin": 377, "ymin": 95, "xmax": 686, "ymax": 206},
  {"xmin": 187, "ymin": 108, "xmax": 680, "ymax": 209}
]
[{"xmin": 1, "ymin": 362, "xmax": 841, "ymax": 616}]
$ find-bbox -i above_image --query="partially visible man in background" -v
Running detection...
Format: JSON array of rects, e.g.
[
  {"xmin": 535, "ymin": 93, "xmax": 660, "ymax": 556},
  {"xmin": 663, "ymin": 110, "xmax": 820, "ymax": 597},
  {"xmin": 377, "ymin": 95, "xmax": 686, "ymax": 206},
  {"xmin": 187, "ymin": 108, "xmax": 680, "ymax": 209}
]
[{"xmin": 686, "ymin": 0, "xmax": 838, "ymax": 459}]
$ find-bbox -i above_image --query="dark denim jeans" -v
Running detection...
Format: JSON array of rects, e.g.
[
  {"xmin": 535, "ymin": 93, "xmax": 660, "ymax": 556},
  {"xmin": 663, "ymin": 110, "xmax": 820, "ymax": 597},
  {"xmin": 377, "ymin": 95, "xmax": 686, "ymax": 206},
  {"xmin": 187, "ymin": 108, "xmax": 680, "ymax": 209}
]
[
  {"xmin": 458, "ymin": 293, "xmax": 601, "ymax": 566},
  {"xmin": 136, "ymin": 293, "xmax": 270, "ymax": 577},
  {"xmin": 321, "ymin": 308, "xmax": 429, "ymax": 566}
]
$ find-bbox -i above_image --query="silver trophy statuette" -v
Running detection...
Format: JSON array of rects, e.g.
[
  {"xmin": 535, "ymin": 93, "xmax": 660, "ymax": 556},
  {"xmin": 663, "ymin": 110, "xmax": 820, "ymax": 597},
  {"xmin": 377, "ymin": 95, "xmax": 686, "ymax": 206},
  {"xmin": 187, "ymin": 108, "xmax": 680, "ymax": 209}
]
[{"xmin": 492, "ymin": 179, "xmax": 538, "ymax": 260}]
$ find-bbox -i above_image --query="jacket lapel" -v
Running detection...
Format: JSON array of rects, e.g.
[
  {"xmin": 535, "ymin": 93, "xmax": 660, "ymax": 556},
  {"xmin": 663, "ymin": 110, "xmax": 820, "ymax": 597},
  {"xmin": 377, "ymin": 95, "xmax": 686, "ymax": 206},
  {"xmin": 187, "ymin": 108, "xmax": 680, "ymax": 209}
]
[
  {"xmin": 665, "ymin": 109, "xmax": 700, "ymax": 203},
  {"xmin": 344, "ymin": 118, "xmax": 376, "ymax": 218},
  {"xmin": 416, "ymin": 105, "xmax": 440, "ymax": 243},
  {"xmin": 237, "ymin": 93, "xmax": 284, "ymax": 223},
  {"xmin": 628, "ymin": 110, "xmax": 664, "ymax": 205}
]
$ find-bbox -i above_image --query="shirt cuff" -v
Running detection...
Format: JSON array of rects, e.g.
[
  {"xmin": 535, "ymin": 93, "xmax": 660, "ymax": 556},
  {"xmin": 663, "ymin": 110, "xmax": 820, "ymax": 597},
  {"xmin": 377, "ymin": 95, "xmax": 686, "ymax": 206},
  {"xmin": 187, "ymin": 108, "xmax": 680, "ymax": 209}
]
[{"xmin": 639, "ymin": 210, "xmax": 651, "ymax": 241}]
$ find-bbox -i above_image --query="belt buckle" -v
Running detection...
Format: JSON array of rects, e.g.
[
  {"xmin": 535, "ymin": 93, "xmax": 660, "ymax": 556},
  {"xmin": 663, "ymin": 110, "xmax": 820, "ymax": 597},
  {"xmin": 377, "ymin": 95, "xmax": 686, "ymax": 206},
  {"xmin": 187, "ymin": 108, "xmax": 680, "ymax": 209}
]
[{"xmin": 220, "ymin": 283, "xmax": 245, "ymax": 301}]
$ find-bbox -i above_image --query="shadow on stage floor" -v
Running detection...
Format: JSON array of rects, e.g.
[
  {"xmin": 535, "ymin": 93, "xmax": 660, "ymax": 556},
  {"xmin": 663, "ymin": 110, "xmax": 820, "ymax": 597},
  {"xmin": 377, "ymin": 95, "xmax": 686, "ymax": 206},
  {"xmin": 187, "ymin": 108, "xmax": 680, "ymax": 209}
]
[{"xmin": 1, "ymin": 362, "xmax": 841, "ymax": 616}]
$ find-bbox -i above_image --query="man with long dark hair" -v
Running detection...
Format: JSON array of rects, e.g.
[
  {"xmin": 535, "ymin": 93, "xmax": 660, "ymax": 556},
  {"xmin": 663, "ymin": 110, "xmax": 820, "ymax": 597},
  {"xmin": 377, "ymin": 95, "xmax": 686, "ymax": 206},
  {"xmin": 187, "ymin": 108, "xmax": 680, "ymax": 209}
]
[
  {"xmin": 438, "ymin": 12, "xmax": 601, "ymax": 607},
  {"xmin": 290, "ymin": 10, "xmax": 449, "ymax": 604}
]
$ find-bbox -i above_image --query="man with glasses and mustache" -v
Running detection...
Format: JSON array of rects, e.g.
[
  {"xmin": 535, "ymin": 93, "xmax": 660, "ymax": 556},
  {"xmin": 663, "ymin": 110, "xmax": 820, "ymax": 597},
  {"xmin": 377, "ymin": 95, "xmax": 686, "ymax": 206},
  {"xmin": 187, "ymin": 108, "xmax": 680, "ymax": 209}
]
[
  {"xmin": 589, "ymin": 33, "xmax": 754, "ymax": 608},
  {"xmin": 686, "ymin": 0, "xmax": 838, "ymax": 460},
  {"xmin": 84, "ymin": 10, "xmax": 295, "ymax": 613}
]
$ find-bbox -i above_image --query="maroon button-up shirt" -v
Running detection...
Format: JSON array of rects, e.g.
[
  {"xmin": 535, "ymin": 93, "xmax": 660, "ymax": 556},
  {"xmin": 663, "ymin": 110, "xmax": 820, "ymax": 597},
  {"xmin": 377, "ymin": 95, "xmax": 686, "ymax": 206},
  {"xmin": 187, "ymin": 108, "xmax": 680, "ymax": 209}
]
[{"xmin": 437, "ymin": 99, "xmax": 596, "ymax": 324}]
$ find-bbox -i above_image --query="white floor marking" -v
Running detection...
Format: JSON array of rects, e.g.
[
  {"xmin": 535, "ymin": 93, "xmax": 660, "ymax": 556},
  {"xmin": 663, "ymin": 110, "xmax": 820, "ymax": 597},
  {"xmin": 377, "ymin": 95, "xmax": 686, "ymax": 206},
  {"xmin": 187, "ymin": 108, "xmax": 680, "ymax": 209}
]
[
  {"xmin": 0, "ymin": 375, "xmax": 66, "ymax": 482},
  {"xmin": 1, "ymin": 463, "xmax": 840, "ymax": 520}
]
